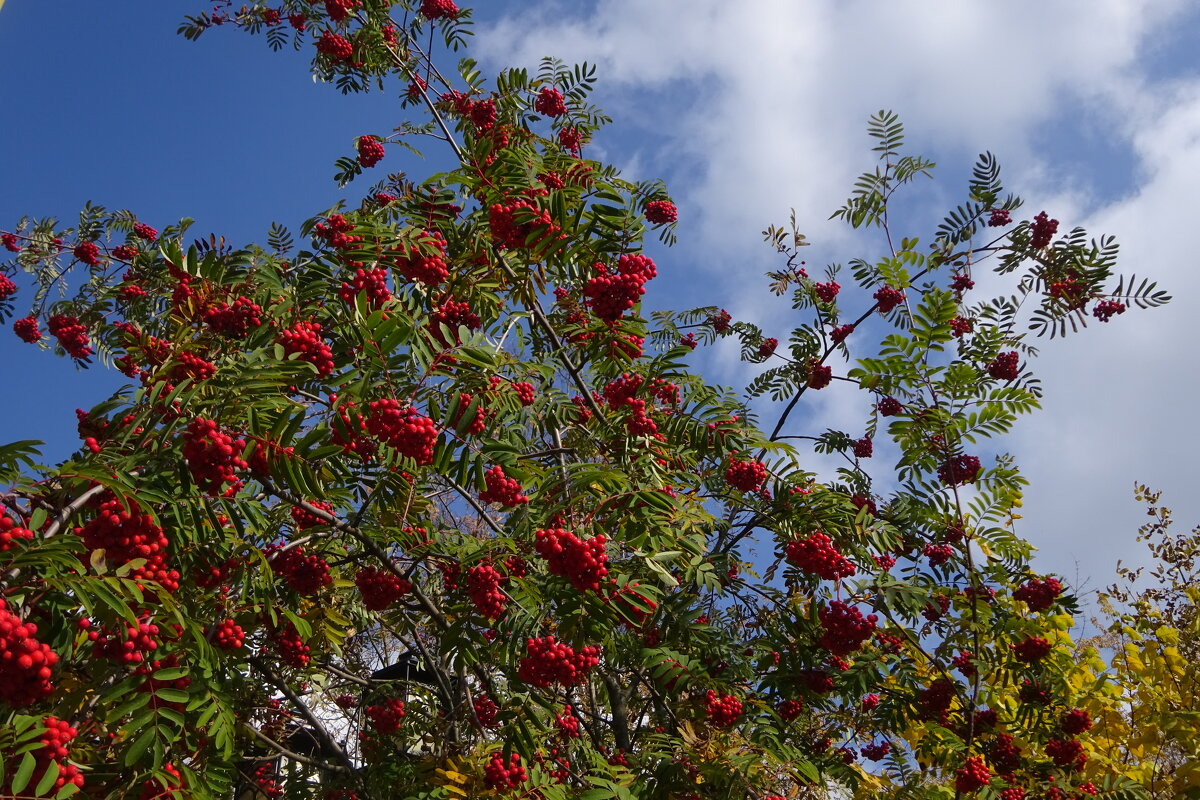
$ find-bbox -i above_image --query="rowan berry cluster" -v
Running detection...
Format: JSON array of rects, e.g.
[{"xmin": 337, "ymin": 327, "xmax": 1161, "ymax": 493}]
[
  {"xmin": 725, "ymin": 458, "xmax": 767, "ymax": 492},
  {"xmin": 512, "ymin": 381, "xmax": 536, "ymax": 406},
  {"xmin": 211, "ymin": 618, "xmax": 245, "ymax": 650},
  {"xmin": 705, "ymin": 691, "xmax": 743, "ymax": 728},
  {"xmin": 1, "ymin": 716, "xmax": 84, "ymax": 795},
  {"xmin": 488, "ymin": 201, "xmax": 556, "ymax": 250},
  {"xmin": 478, "ymin": 465, "xmax": 529, "ymax": 507},
  {"xmin": 314, "ymin": 213, "xmax": 360, "ymax": 250},
  {"xmin": 428, "ymin": 298, "xmax": 482, "ymax": 346},
  {"xmin": 918, "ymin": 677, "xmax": 955, "ymax": 722},
  {"xmin": 251, "ymin": 762, "xmax": 282, "ymax": 799},
  {"xmin": 0, "ymin": 516, "xmax": 34, "ymax": 551},
  {"xmin": 270, "ymin": 546, "xmax": 332, "ymax": 596},
  {"xmin": 777, "ymin": 699, "xmax": 804, "ymax": 721},
  {"xmin": 955, "ymin": 755, "xmax": 991, "ymax": 792},
  {"xmin": 1061, "ymin": 708, "xmax": 1092, "ymax": 735},
  {"xmin": 1045, "ymin": 737, "xmax": 1085, "ymax": 769},
  {"xmin": 583, "ymin": 253, "xmax": 658, "ymax": 321},
  {"xmin": 785, "ymin": 532, "xmax": 856, "ymax": 580},
  {"xmin": 877, "ymin": 396, "xmax": 903, "ymax": 416},
  {"xmin": 757, "ymin": 337, "xmax": 778, "ymax": 357},
  {"xmin": 291, "ymin": 500, "xmax": 334, "ymax": 530},
  {"xmin": 924, "ymin": 543, "xmax": 953, "ymax": 566},
  {"xmin": 873, "ymin": 284, "xmax": 904, "ymax": 312},
  {"xmin": 451, "ymin": 392, "xmax": 488, "ymax": 434},
  {"xmin": 204, "ymin": 295, "xmax": 263, "ymax": 338},
  {"xmin": 139, "ymin": 764, "xmax": 186, "ymax": 800},
  {"xmin": 989, "ymin": 208, "xmax": 1012, "ymax": 226},
  {"xmin": 393, "ymin": 230, "xmax": 448, "ymax": 285},
  {"xmin": 830, "ymin": 324, "xmax": 854, "ymax": 344},
  {"xmin": 13, "ymin": 316, "xmax": 41, "ymax": 342},
  {"xmin": 365, "ymin": 399, "xmax": 438, "ymax": 464},
  {"xmin": 0, "ymin": 273, "xmax": 15, "ymax": 300},
  {"xmin": 645, "ymin": 200, "xmax": 677, "ymax": 224},
  {"xmin": 558, "ymin": 126, "xmax": 584, "ymax": 153},
  {"xmin": 1092, "ymin": 299, "xmax": 1126, "ymax": 321},
  {"xmin": 354, "ymin": 566, "xmax": 411, "ymax": 610},
  {"xmin": 484, "ymin": 753, "xmax": 526, "ymax": 790},
  {"xmin": 1011, "ymin": 636, "xmax": 1052, "ymax": 663},
  {"xmin": 0, "ymin": 599, "xmax": 58, "ymax": 706},
  {"xmin": 316, "ymin": 31, "xmax": 354, "ymax": 61},
  {"xmin": 555, "ymin": 706, "xmax": 581, "ymax": 738},
  {"xmin": 76, "ymin": 496, "xmax": 180, "ymax": 592},
  {"xmin": 467, "ymin": 563, "xmax": 507, "ymax": 619},
  {"xmin": 814, "ymin": 281, "xmax": 840, "ymax": 303},
  {"xmin": 988, "ymin": 351, "xmax": 1020, "ymax": 381},
  {"xmin": 853, "ymin": 437, "xmax": 873, "ymax": 458},
  {"xmin": 1, "ymin": 233, "xmax": 19, "ymax": 251},
  {"xmin": 534, "ymin": 86, "xmax": 567, "ymax": 117},
  {"xmin": 817, "ymin": 601, "xmax": 877, "ymax": 656},
  {"xmin": 338, "ymin": 266, "xmax": 392, "ymax": 307},
  {"xmin": 74, "ymin": 240, "xmax": 102, "ymax": 266},
  {"xmin": 807, "ymin": 361, "xmax": 832, "ymax": 389},
  {"xmin": 48, "ymin": 314, "xmax": 92, "ymax": 358},
  {"xmin": 277, "ymin": 321, "xmax": 335, "ymax": 376},
  {"xmin": 861, "ymin": 741, "xmax": 891, "ymax": 761},
  {"xmin": 517, "ymin": 636, "xmax": 600, "ymax": 687},
  {"xmin": 366, "ymin": 698, "xmax": 406, "ymax": 735},
  {"xmin": 708, "ymin": 309, "xmax": 732, "ymax": 332},
  {"xmin": 989, "ymin": 732, "xmax": 1022, "ymax": 774},
  {"xmin": 182, "ymin": 417, "xmax": 248, "ymax": 495},
  {"xmin": 938, "ymin": 453, "xmax": 981, "ymax": 486},
  {"xmin": 535, "ymin": 527, "xmax": 608, "ymax": 592},
  {"xmin": 473, "ymin": 694, "xmax": 500, "ymax": 727},
  {"xmin": 1013, "ymin": 577, "xmax": 1062, "ymax": 612},
  {"xmin": 270, "ymin": 619, "xmax": 311, "ymax": 667},
  {"xmin": 90, "ymin": 619, "xmax": 162, "ymax": 665},
  {"xmin": 950, "ymin": 315, "xmax": 973, "ymax": 337},
  {"xmin": 1030, "ymin": 211, "xmax": 1059, "ymax": 249}
]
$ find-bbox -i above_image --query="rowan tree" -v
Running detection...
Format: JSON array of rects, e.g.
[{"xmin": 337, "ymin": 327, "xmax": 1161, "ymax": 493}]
[{"xmin": 0, "ymin": 2, "xmax": 1172, "ymax": 799}]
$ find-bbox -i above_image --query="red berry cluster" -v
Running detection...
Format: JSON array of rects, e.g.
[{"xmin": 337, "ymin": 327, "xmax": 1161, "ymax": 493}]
[
  {"xmin": 704, "ymin": 690, "xmax": 742, "ymax": 728},
  {"xmin": 112, "ymin": 244, "xmax": 140, "ymax": 261},
  {"xmin": 182, "ymin": 417, "xmax": 248, "ymax": 495},
  {"xmin": 316, "ymin": 30, "xmax": 354, "ymax": 61},
  {"xmin": 938, "ymin": 454, "xmax": 981, "ymax": 486},
  {"xmin": 817, "ymin": 601, "xmax": 877, "ymax": 656},
  {"xmin": 987, "ymin": 351, "xmax": 1020, "ymax": 381},
  {"xmin": 918, "ymin": 677, "xmax": 955, "ymax": 722},
  {"xmin": 988, "ymin": 732, "xmax": 1021, "ymax": 774},
  {"xmin": 169, "ymin": 350, "xmax": 216, "ymax": 382},
  {"xmin": 1092, "ymin": 299, "xmax": 1126, "ymax": 321},
  {"xmin": 1, "ymin": 233, "xmax": 19, "ymax": 251},
  {"xmin": 708, "ymin": 309, "xmax": 732, "ymax": 332},
  {"xmin": 467, "ymin": 563, "xmax": 507, "ymax": 619},
  {"xmin": 989, "ymin": 208, "xmax": 1012, "ymax": 226},
  {"xmin": 830, "ymin": 324, "xmax": 854, "ymax": 344},
  {"xmin": 873, "ymin": 284, "xmax": 904, "ymax": 312},
  {"xmin": 1013, "ymin": 577, "xmax": 1063, "ymax": 612},
  {"xmin": 785, "ymin": 532, "xmax": 856, "ymax": 580},
  {"xmin": 315, "ymin": 214, "xmax": 361, "ymax": 250},
  {"xmin": 861, "ymin": 741, "xmax": 891, "ymax": 761},
  {"xmin": 139, "ymin": 764, "xmax": 186, "ymax": 800},
  {"xmin": 479, "ymin": 465, "xmax": 529, "ymax": 507},
  {"xmin": 338, "ymin": 266, "xmax": 392, "ymax": 308},
  {"xmin": 473, "ymin": 694, "xmax": 500, "ymax": 727},
  {"xmin": 1061, "ymin": 708, "xmax": 1092, "ymax": 735},
  {"xmin": 270, "ymin": 619, "xmax": 311, "ymax": 668},
  {"xmin": 354, "ymin": 566, "xmax": 411, "ymax": 610},
  {"xmin": 558, "ymin": 126, "xmax": 584, "ymax": 153},
  {"xmin": 517, "ymin": 636, "xmax": 600, "ymax": 687},
  {"xmin": 535, "ymin": 528, "xmax": 608, "ymax": 592},
  {"xmin": 1011, "ymin": 636, "xmax": 1052, "ymax": 663},
  {"xmin": 13, "ymin": 316, "xmax": 41, "ymax": 343},
  {"xmin": 484, "ymin": 753, "xmax": 526, "ymax": 790},
  {"xmin": 583, "ymin": 254, "xmax": 657, "ymax": 322},
  {"xmin": 428, "ymin": 298, "xmax": 482, "ymax": 346},
  {"xmin": 488, "ymin": 201, "xmax": 556, "ymax": 250},
  {"xmin": 393, "ymin": 230, "xmax": 448, "ymax": 285},
  {"xmin": 211, "ymin": 618, "xmax": 245, "ymax": 650},
  {"xmin": 924, "ymin": 543, "xmax": 953, "ymax": 566},
  {"xmin": 0, "ymin": 599, "xmax": 58, "ymax": 707},
  {"xmin": 291, "ymin": 500, "xmax": 335, "ymax": 530},
  {"xmin": 725, "ymin": 458, "xmax": 767, "ymax": 492},
  {"xmin": 133, "ymin": 222, "xmax": 158, "ymax": 240},
  {"xmin": 324, "ymin": 0, "xmax": 358, "ymax": 25},
  {"xmin": 76, "ymin": 496, "xmax": 180, "ymax": 591},
  {"xmin": 277, "ymin": 321, "xmax": 335, "ymax": 376},
  {"xmin": 1045, "ymin": 737, "xmax": 1086, "ymax": 769},
  {"xmin": 0, "ymin": 516, "xmax": 34, "ymax": 551},
  {"xmin": 270, "ymin": 546, "xmax": 332, "ymax": 596},
  {"xmin": 250, "ymin": 762, "xmax": 282, "ymax": 799},
  {"xmin": 366, "ymin": 399, "xmax": 438, "ymax": 464},
  {"xmin": 555, "ymin": 706, "xmax": 581, "ymax": 738},
  {"xmin": 645, "ymin": 200, "xmax": 677, "ymax": 224},
  {"xmin": 534, "ymin": 86, "xmax": 568, "ymax": 117},
  {"xmin": 814, "ymin": 281, "xmax": 840, "ymax": 303},
  {"xmin": 1, "ymin": 716, "xmax": 84, "ymax": 795},
  {"xmin": 955, "ymin": 755, "xmax": 991, "ymax": 792},
  {"xmin": 451, "ymin": 392, "xmax": 488, "ymax": 434},
  {"xmin": 1030, "ymin": 211, "xmax": 1059, "ymax": 249},
  {"xmin": 48, "ymin": 314, "xmax": 92, "ymax": 358},
  {"xmin": 777, "ymin": 699, "xmax": 804, "ymax": 721},
  {"xmin": 512, "ymin": 381, "xmax": 536, "ymax": 406},
  {"xmin": 90, "ymin": 618, "xmax": 161, "ymax": 665},
  {"xmin": 807, "ymin": 361, "xmax": 832, "ymax": 389},
  {"xmin": 74, "ymin": 241, "xmax": 102, "ymax": 266},
  {"xmin": 366, "ymin": 698, "xmax": 406, "ymax": 735},
  {"xmin": 757, "ymin": 337, "xmax": 778, "ymax": 358},
  {"xmin": 0, "ymin": 273, "xmax": 15, "ymax": 300},
  {"xmin": 419, "ymin": 0, "xmax": 458, "ymax": 19},
  {"xmin": 853, "ymin": 437, "xmax": 873, "ymax": 458},
  {"xmin": 952, "ymin": 651, "xmax": 977, "ymax": 677},
  {"xmin": 877, "ymin": 396, "xmax": 903, "ymax": 416},
  {"xmin": 950, "ymin": 315, "xmax": 973, "ymax": 338},
  {"xmin": 951, "ymin": 273, "xmax": 975, "ymax": 293},
  {"xmin": 204, "ymin": 295, "xmax": 263, "ymax": 338}
]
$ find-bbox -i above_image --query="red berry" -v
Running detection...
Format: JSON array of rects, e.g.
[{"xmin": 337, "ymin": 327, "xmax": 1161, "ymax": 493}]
[
  {"xmin": 356, "ymin": 135, "xmax": 386, "ymax": 167},
  {"xmin": 533, "ymin": 87, "xmax": 567, "ymax": 117},
  {"xmin": 645, "ymin": 200, "xmax": 677, "ymax": 224}
]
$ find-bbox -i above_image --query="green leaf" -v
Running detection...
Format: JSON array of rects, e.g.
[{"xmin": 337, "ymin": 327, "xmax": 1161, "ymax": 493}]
[{"xmin": 10, "ymin": 751, "xmax": 36, "ymax": 795}]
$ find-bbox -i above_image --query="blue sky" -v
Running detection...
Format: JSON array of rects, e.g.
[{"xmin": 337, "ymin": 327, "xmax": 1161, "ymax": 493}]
[{"xmin": 3, "ymin": 1, "xmax": 1200, "ymax": 600}]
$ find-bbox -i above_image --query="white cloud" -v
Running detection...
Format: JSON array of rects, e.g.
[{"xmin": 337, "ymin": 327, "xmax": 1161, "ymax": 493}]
[{"xmin": 479, "ymin": 0, "xmax": 1200, "ymax": 589}]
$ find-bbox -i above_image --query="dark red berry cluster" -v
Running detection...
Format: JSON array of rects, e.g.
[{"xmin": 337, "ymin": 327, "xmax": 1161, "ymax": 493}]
[
  {"xmin": 645, "ymin": 200, "xmax": 677, "ymax": 224},
  {"xmin": 817, "ymin": 601, "xmax": 877, "ymax": 656},
  {"xmin": 48, "ymin": 314, "xmax": 92, "ymax": 358},
  {"xmin": 1013, "ymin": 577, "xmax": 1062, "ymax": 612},
  {"xmin": 853, "ymin": 437, "xmax": 873, "ymax": 458},
  {"xmin": 1061, "ymin": 708, "xmax": 1092, "ymax": 735},
  {"xmin": 583, "ymin": 253, "xmax": 657, "ymax": 322},
  {"xmin": 807, "ymin": 361, "xmax": 832, "ymax": 389},
  {"xmin": 814, "ymin": 281, "xmax": 840, "ymax": 304},
  {"xmin": 211, "ymin": 618, "xmax": 245, "ymax": 650},
  {"xmin": 955, "ymin": 755, "xmax": 991, "ymax": 792},
  {"xmin": 512, "ymin": 381, "xmax": 536, "ymax": 406},
  {"xmin": 1092, "ymin": 299, "xmax": 1125, "ymax": 321},
  {"xmin": 478, "ymin": 465, "xmax": 529, "ymax": 507},
  {"xmin": 938, "ymin": 454, "xmax": 981, "ymax": 486},
  {"xmin": 291, "ymin": 500, "xmax": 335, "ymax": 530},
  {"xmin": 270, "ymin": 619, "xmax": 311, "ymax": 667},
  {"xmin": 74, "ymin": 241, "xmax": 102, "ymax": 266},
  {"xmin": 338, "ymin": 266, "xmax": 392, "ymax": 308},
  {"xmin": 0, "ymin": 516, "xmax": 34, "ymax": 551},
  {"xmin": 830, "ymin": 324, "xmax": 854, "ymax": 344},
  {"xmin": 473, "ymin": 694, "xmax": 500, "ymax": 727},
  {"xmin": 873, "ymin": 284, "xmax": 904, "ymax": 312},
  {"xmin": 708, "ymin": 309, "xmax": 731, "ymax": 332},
  {"xmin": 1, "ymin": 233, "xmax": 19, "ymax": 251},
  {"xmin": 354, "ymin": 566, "xmax": 411, "ymax": 611},
  {"xmin": 725, "ymin": 458, "xmax": 767, "ymax": 492},
  {"xmin": 277, "ymin": 321, "xmax": 335, "ymax": 376},
  {"xmin": 393, "ymin": 230, "xmax": 448, "ymax": 285},
  {"xmin": 428, "ymin": 298, "xmax": 482, "ymax": 346},
  {"xmin": 861, "ymin": 741, "xmax": 891, "ymax": 761},
  {"xmin": 989, "ymin": 208, "xmax": 1011, "ymax": 226},
  {"xmin": 877, "ymin": 396, "xmax": 903, "ymax": 416},
  {"xmin": 1010, "ymin": 636, "xmax": 1052, "ymax": 663},
  {"xmin": 484, "ymin": 753, "xmax": 526, "ymax": 790},
  {"xmin": 366, "ymin": 399, "xmax": 438, "ymax": 464},
  {"xmin": 366, "ymin": 698, "xmax": 406, "ymax": 735},
  {"xmin": 1044, "ymin": 737, "xmax": 1085, "ymax": 768},
  {"xmin": 0, "ymin": 599, "xmax": 58, "ymax": 707},
  {"xmin": 924, "ymin": 543, "xmax": 953, "ymax": 566},
  {"xmin": 757, "ymin": 337, "xmax": 778, "ymax": 357},
  {"xmin": 13, "ymin": 316, "xmax": 41, "ymax": 343},
  {"xmin": 182, "ymin": 417, "xmax": 248, "ymax": 495},
  {"xmin": 76, "ymin": 496, "xmax": 180, "ymax": 592},
  {"xmin": 517, "ymin": 636, "xmax": 600, "ymax": 687},
  {"xmin": 467, "ymin": 563, "xmax": 507, "ymax": 619},
  {"xmin": 534, "ymin": 87, "xmax": 567, "ymax": 117},
  {"xmin": 0, "ymin": 273, "xmax": 15, "ymax": 301},
  {"xmin": 784, "ymin": 532, "xmax": 856, "ymax": 580},
  {"xmin": 1030, "ymin": 211, "xmax": 1059, "ymax": 249},
  {"xmin": 777, "ymin": 698, "xmax": 804, "ymax": 721},
  {"xmin": 316, "ymin": 31, "xmax": 354, "ymax": 61},
  {"xmin": 704, "ymin": 690, "xmax": 742, "ymax": 728},
  {"xmin": 535, "ymin": 527, "xmax": 608, "ymax": 592},
  {"xmin": 204, "ymin": 295, "xmax": 263, "ymax": 338},
  {"xmin": 950, "ymin": 315, "xmax": 973, "ymax": 337},
  {"xmin": 918, "ymin": 677, "xmax": 955, "ymax": 722},
  {"xmin": 951, "ymin": 273, "xmax": 975, "ymax": 293},
  {"xmin": 987, "ymin": 351, "xmax": 1020, "ymax": 381},
  {"xmin": 270, "ymin": 546, "xmax": 332, "ymax": 596}
]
